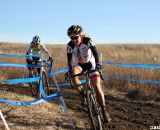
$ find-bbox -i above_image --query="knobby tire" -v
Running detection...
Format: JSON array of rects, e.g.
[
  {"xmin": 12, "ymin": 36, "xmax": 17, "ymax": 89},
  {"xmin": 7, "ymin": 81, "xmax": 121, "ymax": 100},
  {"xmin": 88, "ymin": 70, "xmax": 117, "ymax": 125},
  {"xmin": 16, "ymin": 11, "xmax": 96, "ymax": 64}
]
[
  {"xmin": 29, "ymin": 70, "xmax": 39, "ymax": 97},
  {"xmin": 86, "ymin": 87, "xmax": 103, "ymax": 130}
]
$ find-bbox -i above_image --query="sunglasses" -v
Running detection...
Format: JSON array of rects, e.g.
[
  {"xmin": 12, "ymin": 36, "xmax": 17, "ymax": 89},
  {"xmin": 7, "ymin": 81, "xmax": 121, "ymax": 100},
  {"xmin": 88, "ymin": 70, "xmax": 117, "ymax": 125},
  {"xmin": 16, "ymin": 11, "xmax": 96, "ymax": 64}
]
[{"xmin": 70, "ymin": 36, "xmax": 79, "ymax": 40}]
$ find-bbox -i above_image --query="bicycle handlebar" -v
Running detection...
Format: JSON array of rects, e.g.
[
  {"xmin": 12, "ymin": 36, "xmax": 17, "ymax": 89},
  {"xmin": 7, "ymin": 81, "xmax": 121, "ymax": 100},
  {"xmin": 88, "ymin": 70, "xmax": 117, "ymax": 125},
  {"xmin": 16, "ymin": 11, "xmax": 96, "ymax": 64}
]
[
  {"xmin": 41, "ymin": 59, "xmax": 53, "ymax": 67},
  {"xmin": 70, "ymin": 69, "xmax": 104, "ymax": 80}
]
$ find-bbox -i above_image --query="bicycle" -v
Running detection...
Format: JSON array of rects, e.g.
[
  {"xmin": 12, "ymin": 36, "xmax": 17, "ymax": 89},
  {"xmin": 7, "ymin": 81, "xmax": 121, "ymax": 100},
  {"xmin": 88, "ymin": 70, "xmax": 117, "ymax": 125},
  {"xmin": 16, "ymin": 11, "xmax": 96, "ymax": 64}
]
[
  {"xmin": 28, "ymin": 59, "xmax": 52, "ymax": 97},
  {"xmin": 67, "ymin": 69, "xmax": 104, "ymax": 130}
]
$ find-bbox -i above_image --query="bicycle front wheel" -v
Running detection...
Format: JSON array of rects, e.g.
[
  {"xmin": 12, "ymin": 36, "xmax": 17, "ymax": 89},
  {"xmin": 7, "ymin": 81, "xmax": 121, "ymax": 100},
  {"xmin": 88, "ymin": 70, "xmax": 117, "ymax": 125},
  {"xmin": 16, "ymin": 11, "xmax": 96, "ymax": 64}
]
[
  {"xmin": 86, "ymin": 89, "xmax": 103, "ymax": 130},
  {"xmin": 41, "ymin": 71, "xmax": 50, "ymax": 96},
  {"xmin": 29, "ymin": 71, "xmax": 39, "ymax": 97}
]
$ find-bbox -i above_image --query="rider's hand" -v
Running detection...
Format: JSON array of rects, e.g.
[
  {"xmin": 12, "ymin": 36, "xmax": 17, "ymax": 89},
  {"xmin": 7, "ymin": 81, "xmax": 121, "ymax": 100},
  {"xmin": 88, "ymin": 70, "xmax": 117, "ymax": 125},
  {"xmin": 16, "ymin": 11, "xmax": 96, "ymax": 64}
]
[
  {"xmin": 49, "ymin": 56, "xmax": 53, "ymax": 63},
  {"xmin": 28, "ymin": 58, "xmax": 33, "ymax": 63},
  {"xmin": 96, "ymin": 63, "xmax": 103, "ymax": 70},
  {"xmin": 65, "ymin": 71, "xmax": 71, "ymax": 81}
]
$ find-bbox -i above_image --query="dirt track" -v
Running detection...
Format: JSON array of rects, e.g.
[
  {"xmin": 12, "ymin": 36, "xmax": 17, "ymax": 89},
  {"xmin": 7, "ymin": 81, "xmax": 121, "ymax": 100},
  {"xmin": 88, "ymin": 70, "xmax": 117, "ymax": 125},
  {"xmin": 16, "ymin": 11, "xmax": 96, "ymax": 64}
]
[
  {"xmin": 106, "ymin": 96, "xmax": 160, "ymax": 130},
  {"xmin": 61, "ymin": 88, "xmax": 160, "ymax": 130},
  {"xmin": 0, "ymin": 85, "xmax": 160, "ymax": 130}
]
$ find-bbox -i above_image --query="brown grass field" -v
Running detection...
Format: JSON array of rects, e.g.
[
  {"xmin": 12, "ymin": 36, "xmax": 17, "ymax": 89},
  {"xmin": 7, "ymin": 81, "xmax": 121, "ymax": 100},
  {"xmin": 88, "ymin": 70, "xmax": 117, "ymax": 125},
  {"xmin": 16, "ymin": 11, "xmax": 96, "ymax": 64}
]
[{"xmin": 0, "ymin": 42, "xmax": 160, "ymax": 130}]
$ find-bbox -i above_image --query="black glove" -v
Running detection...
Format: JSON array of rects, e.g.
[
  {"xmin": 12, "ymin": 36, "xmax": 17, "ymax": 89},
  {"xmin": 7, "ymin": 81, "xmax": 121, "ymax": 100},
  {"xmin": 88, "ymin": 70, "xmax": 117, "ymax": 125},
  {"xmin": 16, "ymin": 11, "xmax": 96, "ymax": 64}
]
[
  {"xmin": 96, "ymin": 63, "xmax": 103, "ymax": 70},
  {"xmin": 28, "ymin": 58, "xmax": 33, "ymax": 63},
  {"xmin": 49, "ymin": 56, "xmax": 53, "ymax": 62},
  {"xmin": 65, "ymin": 71, "xmax": 72, "ymax": 81}
]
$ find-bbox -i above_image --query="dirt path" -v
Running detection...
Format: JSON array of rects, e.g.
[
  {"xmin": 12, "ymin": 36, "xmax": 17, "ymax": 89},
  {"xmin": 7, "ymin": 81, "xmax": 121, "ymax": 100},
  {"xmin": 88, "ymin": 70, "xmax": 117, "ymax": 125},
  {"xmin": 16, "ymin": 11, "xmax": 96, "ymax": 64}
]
[
  {"xmin": 61, "ymin": 88, "xmax": 160, "ymax": 130},
  {"xmin": 0, "ymin": 85, "xmax": 160, "ymax": 130},
  {"xmin": 106, "ymin": 96, "xmax": 160, "ymax": 130}
]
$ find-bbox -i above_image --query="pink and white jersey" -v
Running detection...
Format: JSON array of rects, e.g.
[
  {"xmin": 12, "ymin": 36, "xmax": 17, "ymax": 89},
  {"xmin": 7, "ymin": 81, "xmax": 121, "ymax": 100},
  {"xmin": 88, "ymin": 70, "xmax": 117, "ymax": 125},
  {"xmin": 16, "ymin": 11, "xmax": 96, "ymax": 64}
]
[
  {"xmin": 73, "ymin": 43, "xmax": 94, "ymax": 64},
  {"xmin": 67, "ymin": 37, "xmax": 99, "ymax": 72}
]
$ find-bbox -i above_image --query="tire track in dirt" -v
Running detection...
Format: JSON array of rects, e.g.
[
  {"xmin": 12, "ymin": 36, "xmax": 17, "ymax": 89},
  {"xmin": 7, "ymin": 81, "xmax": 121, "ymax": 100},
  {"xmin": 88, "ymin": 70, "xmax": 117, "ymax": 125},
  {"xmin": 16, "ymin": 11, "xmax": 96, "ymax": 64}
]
[
  {"xmin": 62, "ymin": 88, "xmax": 160, "ymax": 130},
  {"xmin": 105, "ymin": 95, "xmax": 160, "ymax": 130}
]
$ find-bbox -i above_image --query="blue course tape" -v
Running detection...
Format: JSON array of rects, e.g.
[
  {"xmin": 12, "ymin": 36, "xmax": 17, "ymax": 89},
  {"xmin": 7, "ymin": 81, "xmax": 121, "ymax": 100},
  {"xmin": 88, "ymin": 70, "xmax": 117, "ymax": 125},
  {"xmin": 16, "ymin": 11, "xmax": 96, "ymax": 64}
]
[
  {"xmin": 0, "ymin": 62, "xmax": 40, "ymax": 68},
  {"xmin": 0, "ymin": 92, "xmax": 61, "ymax": 106},
  {"xmin": 49, "ymin": 80, "xmax": 86, "ymax": 88},
  {"xmin": 103, "ymin": 62, "xmax": 160, "ymax": 68},
  {"xmin": 0, "ymin": 63, "xmax": 28, "ymax": 68},
  {"xmin": 50, "ymin": 68, "xmax": 68, "ymax": 76},
  {"xmin": 103, "ymin": 75, "xmax": 160, "ymax": 85},
  {"xmin": 0, "ymin": 53, "xmax": 40, "ymax": 58},
  {"xmin": 50, "ymin": 82, "xmax": 71, "ymax": 87},
  {"xmin": 0, "ymin": 77, "xmax": 40, "ymax": 84}
]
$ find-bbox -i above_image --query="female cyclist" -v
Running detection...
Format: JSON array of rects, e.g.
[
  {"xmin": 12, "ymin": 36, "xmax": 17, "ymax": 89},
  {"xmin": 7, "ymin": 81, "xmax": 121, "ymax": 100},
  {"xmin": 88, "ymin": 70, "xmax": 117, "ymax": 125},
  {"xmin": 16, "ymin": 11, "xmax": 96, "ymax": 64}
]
[
  {"xmin": 66, "ymin": 25, "xmax": 111, "ymax": 123},
  {"xmin": 26, "ymin": 35, "xmax": 53, "ymax": 74}
]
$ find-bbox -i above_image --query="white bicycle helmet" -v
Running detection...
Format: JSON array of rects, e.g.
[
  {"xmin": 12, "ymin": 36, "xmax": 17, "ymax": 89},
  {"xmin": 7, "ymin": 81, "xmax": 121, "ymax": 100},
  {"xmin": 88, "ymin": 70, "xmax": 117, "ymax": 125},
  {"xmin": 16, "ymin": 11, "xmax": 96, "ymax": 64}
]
[{"xmin": 32, "ymin": 35, "xmax": 41, "ymax": 44}]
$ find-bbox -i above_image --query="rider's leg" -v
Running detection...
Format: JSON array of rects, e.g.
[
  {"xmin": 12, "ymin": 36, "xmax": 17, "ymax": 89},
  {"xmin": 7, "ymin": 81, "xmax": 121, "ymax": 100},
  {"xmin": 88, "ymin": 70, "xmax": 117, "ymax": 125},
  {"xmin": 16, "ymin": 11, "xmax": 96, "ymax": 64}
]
[
  {"xmin": 26, "ymin": 58, "xmax": 34, "ymax": 75},
  {"xmin": 91, "ymin": 76, "xmax": 105, "ymax": 107},
  {"xmin": 35, "ymin": 58, "xmax": 41, "ymax": 75},
  {"xmin": 72, "ymin": 66, "xmax": 86, "ymax": 106},
  {"xmin": 75, "ymin": 62, "xmax": 92, "ymax": 95},
  {"xmin": 71, "ymin": 66, "xmax": 83, "ymax": 92},
  {"xmin": 91, "ymin": 76, "xmax": 111, "ymax": 123}
]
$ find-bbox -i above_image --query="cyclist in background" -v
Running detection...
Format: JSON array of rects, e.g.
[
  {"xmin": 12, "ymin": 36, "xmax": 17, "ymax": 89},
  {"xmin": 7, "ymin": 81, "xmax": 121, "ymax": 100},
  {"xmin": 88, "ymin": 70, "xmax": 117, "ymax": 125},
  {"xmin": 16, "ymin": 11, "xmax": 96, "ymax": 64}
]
[
  {"xmin": 65, "ymin": 25, "xmax": 111, "ymax": 123},
  {"xmin": 26, "ymin": 35, "xmax": 53, "ymax": 74}
]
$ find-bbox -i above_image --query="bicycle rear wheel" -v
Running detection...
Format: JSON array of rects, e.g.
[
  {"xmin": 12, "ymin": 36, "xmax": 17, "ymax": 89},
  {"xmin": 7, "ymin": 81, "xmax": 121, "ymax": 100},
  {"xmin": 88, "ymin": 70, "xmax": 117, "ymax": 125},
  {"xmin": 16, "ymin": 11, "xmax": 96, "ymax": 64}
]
[
  {"xmin": 41, "ymin": 71, "xmax": 50, "ymax": 96},
  {"xmin": 29, "ymin": 70, "xmax": 39, "ymax": 97},
  {"xmin": 86, "ymin": 88, "xmax": 103, "ymax": 130}
]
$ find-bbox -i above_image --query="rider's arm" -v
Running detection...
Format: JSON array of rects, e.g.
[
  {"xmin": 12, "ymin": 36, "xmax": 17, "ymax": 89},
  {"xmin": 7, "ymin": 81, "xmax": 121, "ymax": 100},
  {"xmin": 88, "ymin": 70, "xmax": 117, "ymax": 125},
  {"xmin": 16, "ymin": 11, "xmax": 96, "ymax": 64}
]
[
  {"xmin": 67, "ymin": 42, "xmax": 74, "ymax": 72},
  {"xmin": 90, "ymin": 45, "xmax": 100, "ymax": 63},
  {"xmin": 41, "ymin": 44, "xmax": 52, "ymax": 57}
]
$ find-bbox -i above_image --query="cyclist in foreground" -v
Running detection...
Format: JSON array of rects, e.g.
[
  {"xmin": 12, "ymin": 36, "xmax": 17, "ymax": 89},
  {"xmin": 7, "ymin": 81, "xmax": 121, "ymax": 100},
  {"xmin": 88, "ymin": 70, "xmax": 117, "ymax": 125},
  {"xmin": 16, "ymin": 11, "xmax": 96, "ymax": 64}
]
[
  {"xmin": 26, "ymin": 35, "xmax": 53, "ymax": 74},
  {"xmin": 66, "ymin": 25, "xmax": 111, "ymax": 123}
]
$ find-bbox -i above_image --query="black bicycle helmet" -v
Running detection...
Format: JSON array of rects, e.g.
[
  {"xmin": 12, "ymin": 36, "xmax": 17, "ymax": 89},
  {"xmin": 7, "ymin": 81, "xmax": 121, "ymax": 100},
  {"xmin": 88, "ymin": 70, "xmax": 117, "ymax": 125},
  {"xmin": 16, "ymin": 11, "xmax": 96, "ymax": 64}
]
[{"xmin": 67, "ymin": 25, "xmax": 83, "ymax": 37}]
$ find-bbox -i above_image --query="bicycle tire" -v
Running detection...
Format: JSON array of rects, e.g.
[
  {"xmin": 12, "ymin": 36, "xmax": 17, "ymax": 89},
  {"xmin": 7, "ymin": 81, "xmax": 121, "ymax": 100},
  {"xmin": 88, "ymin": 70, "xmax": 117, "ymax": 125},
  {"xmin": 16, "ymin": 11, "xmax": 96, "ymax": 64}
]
[
  {"xmin": 41, "ymin": 71, "xmax": 50, "ymax": 96},
  {"xmin": 29, "ymin": 70, "xmax": 39, "ymax": 97},
  {"xmin": 86, "ymin": 88, "xmax": 103, "ymax": 130}
]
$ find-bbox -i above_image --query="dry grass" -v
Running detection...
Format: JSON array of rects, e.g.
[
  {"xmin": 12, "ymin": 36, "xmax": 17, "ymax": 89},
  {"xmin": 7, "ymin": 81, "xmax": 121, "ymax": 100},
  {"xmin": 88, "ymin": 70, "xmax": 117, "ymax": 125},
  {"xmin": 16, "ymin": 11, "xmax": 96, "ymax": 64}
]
[
  {"xmin": 0, "ymin": 42, "xmax": 160, "ymax": 130},
  {"xmin": 0, "ymin": 85, "xmax": 71, "ymax": 130},
  {"xmin": 0, "ymin": 42, "xmax": 160, "ymax": 101}
]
